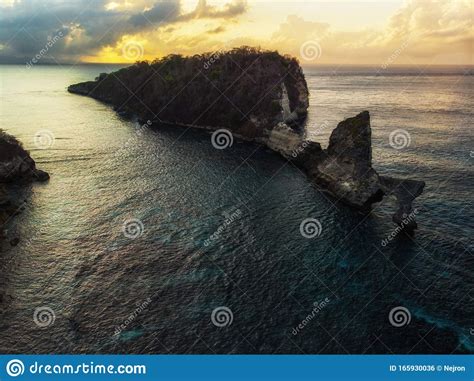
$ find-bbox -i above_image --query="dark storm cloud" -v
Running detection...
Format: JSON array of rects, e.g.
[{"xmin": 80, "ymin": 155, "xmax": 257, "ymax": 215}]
[
  {"xmin": 129, "ymin": 1, "xmax": 180, "ymax": 28},
  {"xmin": 0, "ymin": 0, "xmax": 247, "ymax": 62},
  {"xmin": 0, "ymin": 0, "xmax": 129, "ymax": 61}
]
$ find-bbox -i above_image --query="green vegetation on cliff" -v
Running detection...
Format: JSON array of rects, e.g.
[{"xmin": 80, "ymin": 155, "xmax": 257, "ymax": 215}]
[{"xmin": 68, "ymin": 47, "xmax": 309, "ymax": 138}]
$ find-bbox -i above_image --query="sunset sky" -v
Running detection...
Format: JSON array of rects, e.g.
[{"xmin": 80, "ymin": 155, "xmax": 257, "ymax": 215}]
[{"xmin": 0, "ymin": 0, "xmax": 472, "ymax": 65}]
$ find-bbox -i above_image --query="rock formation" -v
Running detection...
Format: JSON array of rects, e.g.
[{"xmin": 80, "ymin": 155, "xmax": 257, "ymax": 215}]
[
  {"xmin": 0, "ymin": 130, "xmax": 49, "ymax": 243},
  {"xmin": 291, "ymin": 111, "xmax": 424, "ymax": 229},
  {"xmin": 68, "ymin": 47, "xmax": 424, "ymax": 231},
  {"xmin": 68, "ymin": 47, "xmax": 308, "ymax": 142},
  {"xmin": 294, "ymin": 111, "xmax": 384, "ymax": 209}
]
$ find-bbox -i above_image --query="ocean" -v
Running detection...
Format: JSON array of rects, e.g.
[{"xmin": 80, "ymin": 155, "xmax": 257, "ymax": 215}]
[{"xmin": 0, "ymin": 64, "xmax": 472, "ymax": 354}]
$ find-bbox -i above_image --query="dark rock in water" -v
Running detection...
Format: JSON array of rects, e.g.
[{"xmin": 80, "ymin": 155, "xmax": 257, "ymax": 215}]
[
  {"xmin": 291, "ymin": 141, "xmax": 326, "ymax": 169},
  {"xmin": 0, "ymin": 130, "xmax": 49, "ymax": 183},
  {"xmin": 0, "ymin": 130, "xmax": 49, "ymax": 243},
  {"xmin": 0, "ymin": 188, "xmax": 10, "ymax": 208},
  {"xmin": 327, "ymin": 110, "xmax": 372, "ymax": 167},
  {"xmin": 68, "ymin": 48, "xmax": 424, "ymax": 229},
  {"xmin": 9, "ymin": 237, "xmax": 19, "ymax": 246},
  {"xmin": 33, "ymin": 168, "xmax": 50, "ymax": 182},
  {"xmin": 292, "ymin": 111, "xmax": 423, "ymax": 228},
  {"xmin": 380, "ymin": 176, "xmax": 425, "ymax": 231},
  {"xmin": 306, "ymin": 111, "xmax": 384, "ymax": 209}
]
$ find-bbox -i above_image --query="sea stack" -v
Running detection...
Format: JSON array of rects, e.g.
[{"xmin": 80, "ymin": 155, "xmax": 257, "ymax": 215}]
[{"xmin": 68, "ymin": 47, "xmax": 424, "ymax": 231}]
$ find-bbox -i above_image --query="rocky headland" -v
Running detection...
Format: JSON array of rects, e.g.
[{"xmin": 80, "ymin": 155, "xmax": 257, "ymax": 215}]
[
  {"xmin": 68, "ymin": 47, "xmax": 424, "ymax": 231},
  {"xmin": 0, "ymin": 130, "xmax": 49, "ymax": 246}
]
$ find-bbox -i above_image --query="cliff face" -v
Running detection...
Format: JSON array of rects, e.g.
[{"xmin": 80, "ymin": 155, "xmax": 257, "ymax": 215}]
[
  {"xmin": 302, "ymin": 111, "xmax": 384, "ymax": 209},
  {"xmin": 0, "ymin": 131, "xmax": 49, "ymax": 183},
  {"xmin": 69, "ymin": 47, "xmax": 424, "ymax": 230},
  {"xmin": 292, "ymin": 112, "xmax": 424, "ymax": 228},
  {"xmin": 68, "ymin": 47, "xmax": 308, "ymax": 147},
  {"xmin": 0, "ymin": 130, "xmax": 49, "ymax": 242}
]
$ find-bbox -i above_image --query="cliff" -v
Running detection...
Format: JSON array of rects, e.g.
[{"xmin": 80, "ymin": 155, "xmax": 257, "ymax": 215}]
[
  {"xmin": 68, "ymin": 47, "xmax": 308, "ymax": 143},
  {"xmin": 68, "ymin": 47, "xmax": 424, "ymax": 231},
  {"xmin": 292, "ymin": 111, "xmax": 425, "ymax": 230},
  {"xmin": 0, "ymin": 130, "xmax": 49, "ymax": 244}
]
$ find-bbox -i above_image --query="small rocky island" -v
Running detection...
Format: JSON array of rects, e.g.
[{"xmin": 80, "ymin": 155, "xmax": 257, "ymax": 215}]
[
  {"xmin": 0, "ymin": 130, "xmax": 49, "ymax": 245},
  {"xmin": 68, "ymin": 47, "xmax": 424, "ymax": 231}
]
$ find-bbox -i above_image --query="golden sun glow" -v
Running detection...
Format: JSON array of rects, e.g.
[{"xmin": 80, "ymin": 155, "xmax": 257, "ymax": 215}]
[{"xmin": 1, "ymin": 0, "xmax": 472, "ymax": 65}]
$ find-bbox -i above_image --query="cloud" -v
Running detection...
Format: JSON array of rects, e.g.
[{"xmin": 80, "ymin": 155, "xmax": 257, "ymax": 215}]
[
  {"xmin": 129, "ymin": 1, "xmax": 180, "ymax": 28},
  {"xmin": 267, "ymin": 0, "xmax": 473, "ymax": 65},
  {"xmin": 207, "ymin": 25, "xmax": 226, "ymax": 34},
  {"xmin": 0, "ymin": 0, "xmax": 248, "ymax": 62},
  {"xmin": 129, "ymin": 0, "xmax": 246, "ymax": 28},
  {"xmin": 0, "ymin": 0, "xmax": 471, "ymax": 64},
  {"xmin": 271, "ymin": 15, "xmax": 330, "ymax": 44},
  {"xmin": 190, "ymin": 0, "xmax": 247, "ymax": 19}
]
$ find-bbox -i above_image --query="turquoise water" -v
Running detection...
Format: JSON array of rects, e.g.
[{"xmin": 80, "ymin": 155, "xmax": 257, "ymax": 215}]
[{"xmin": 0, "ymin": 64, "xmax": 472, "ymax": 354}]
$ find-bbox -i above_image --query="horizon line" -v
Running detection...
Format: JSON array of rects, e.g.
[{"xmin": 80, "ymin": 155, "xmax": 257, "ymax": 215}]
[{"xmin": 1, "ymin": 62, "xmax": 473, "ymax": 68}]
